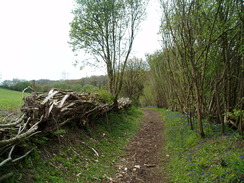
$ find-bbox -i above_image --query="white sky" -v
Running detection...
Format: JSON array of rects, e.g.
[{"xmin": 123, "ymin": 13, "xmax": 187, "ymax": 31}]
[{"xmin": 0, "ymin": 0, "xmax": 161, "ymax": 81}]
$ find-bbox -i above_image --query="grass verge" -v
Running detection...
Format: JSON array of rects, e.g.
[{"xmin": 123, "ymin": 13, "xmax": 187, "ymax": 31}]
[
  {"xmin": 158, "ymin": 109, "xmax": 244, "ymax": 183},
  {"xmin": 2, "ymin": 107, "xmax": 143, "ymax": 183}
]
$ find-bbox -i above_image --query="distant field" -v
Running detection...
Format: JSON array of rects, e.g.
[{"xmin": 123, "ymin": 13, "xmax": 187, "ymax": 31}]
[{"xmin": 0, "ymin": 88, "xmax": 28, "ymax": 111}]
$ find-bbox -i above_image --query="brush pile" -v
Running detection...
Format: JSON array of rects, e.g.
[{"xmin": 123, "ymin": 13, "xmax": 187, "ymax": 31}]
[
  {"xmin": 21, "ymin": 88, "xmax": 115, "ymax": 131},
  {"xmin": 0, "ymin": 88, "xmax": 131, "ymax": 180}
]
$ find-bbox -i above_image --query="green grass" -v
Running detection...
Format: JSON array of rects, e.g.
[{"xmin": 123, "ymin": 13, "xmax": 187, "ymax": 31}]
[
  {"xmin": 158, "ymin": 108, "xmax": 244, "ymax": 183},
  {"xmin": 0, "ymin": 88, "xmax": 28, "ymax": 111},
  {"xmin": 2, "ymin": 107, "xmax": 143, "ymax": 183}
]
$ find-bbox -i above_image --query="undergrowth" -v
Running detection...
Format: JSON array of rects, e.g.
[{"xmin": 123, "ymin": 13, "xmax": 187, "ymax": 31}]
[
  {"xmin": 159, "ymin": 109, "xmax": 244, "ymax": 183},
  {"xmin": 2, "ymin": 107, "xmax": 143, "ymax": 183}
]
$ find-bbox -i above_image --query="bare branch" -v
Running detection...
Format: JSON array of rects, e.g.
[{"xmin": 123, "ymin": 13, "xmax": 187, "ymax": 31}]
[{"xmin": 0, "ymin": 113, "xmax": 25, "ymax": 127}]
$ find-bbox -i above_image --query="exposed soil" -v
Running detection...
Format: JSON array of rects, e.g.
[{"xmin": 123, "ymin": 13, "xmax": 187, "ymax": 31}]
[{"xmin": 113, "ymin": 109, "xmax": 167, "ymax": 183}]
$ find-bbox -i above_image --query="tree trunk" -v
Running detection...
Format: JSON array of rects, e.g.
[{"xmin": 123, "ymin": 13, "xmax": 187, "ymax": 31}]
[
  {"xmin": 216, "ymin": 91, "xmax": 225, "ymax": 135},
  {"xmin": 195, "ymin": 83, "xmax": 205, "ymax": 138},
  {"xmin": 107, "ymin": 61, "xmax": 115, "ymax": 96}
]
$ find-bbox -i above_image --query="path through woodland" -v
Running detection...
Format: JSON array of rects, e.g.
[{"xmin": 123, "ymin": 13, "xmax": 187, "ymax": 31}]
[{"xmin": 113, "ymin": 109, "xmax": 167, "ymax": 183}]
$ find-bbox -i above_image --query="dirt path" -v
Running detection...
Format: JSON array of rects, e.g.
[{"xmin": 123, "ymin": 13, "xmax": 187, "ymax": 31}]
[{"xmin": 113, "ymin": 109, "xmax": 166, "ymax": 183}]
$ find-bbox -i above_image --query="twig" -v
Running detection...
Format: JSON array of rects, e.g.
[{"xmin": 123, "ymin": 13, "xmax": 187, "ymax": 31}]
[
  {"xmin": 0, "ymin": 145, "xmax": 34, "ymax": 167},
  {"xmin": 1, "ymin": 113, "xmax": 13, "ymax": 122},
  {"xmin": 81, "ymin": 142, "xmax": 99, "ymax": 157},
  {"xmin": 0, "ymin": 113, "xmax": 25, "ymax": 127},
  {"xmin": 22, "ymin": 86, "xmax": 35, "ymax": 97},
  {"xmin": 12, "ymin": 148, "xmax": 34, "ymax": 163},
  {"xmin": 18, "ymin": 117, "xmax": 30, "ymax": 134},
  {"xmin": 0, "ymin": 145, "xmax": 15, "ymax": 167},
  {"xmin": 91, "ymin": 147, "xmax": 99, "ymax": 157},
  {"xmin": 0, "ymin": 122, "xmax": 38, "ymax": 146}
]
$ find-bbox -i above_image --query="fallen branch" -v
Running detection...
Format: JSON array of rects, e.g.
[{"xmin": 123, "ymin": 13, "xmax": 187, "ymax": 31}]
[
  {"xmin": 0, "ymin": 145, "xmax": 34, "ymax": 167},
  {"xmin": 0, "ymin": 121, "xmax": 39, "ymax": 146},
  {"xmin": 81, "ymin": 141, "xmax": 99, "ymax": 157}
]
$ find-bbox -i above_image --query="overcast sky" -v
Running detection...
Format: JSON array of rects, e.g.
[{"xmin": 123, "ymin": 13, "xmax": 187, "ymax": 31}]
[{"xmin": 0, "ymin": 0, "xmax": 161, "ymax": 81}]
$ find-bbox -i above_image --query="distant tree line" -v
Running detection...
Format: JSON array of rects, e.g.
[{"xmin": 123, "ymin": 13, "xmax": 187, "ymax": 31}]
[
  {"xmin": 0, "ymin": 79, "xmax": 32, "ymax": 91},
  {"xmin": 0, "ymin": 75, "xmax": 108, "ymax": 93}
]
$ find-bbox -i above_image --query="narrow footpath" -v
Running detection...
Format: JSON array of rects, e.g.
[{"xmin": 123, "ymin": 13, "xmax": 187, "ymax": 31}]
[{"xmin": 113, "ymin": 109, "xmax": 166, "ymax": 183}]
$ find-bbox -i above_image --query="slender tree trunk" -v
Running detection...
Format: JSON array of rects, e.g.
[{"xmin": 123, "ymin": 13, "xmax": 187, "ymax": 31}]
[
  {"xmin": 195, "ymin": 83, "xmax": 205, "ymax": 138},
  {"xmin": 190, "ymin": 113, "xmax": 194, "ymax": 130},
  {"xmin": 107, "ymin": 61, "xmax": 115, "ymax": 96},
  {"xmin": 216, "ymin": 88, "xmax": 225, "ymax": 135}
]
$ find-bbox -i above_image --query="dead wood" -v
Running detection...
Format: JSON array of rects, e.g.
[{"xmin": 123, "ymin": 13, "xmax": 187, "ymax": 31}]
[{"xmin": 0, "ymin": 88, "xmax": 131, "ymax": 181}]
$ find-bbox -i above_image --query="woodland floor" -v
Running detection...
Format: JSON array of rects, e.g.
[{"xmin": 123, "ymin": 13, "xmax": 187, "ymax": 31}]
[{"xmin": 113, "ymin": 109, "xmax": 167, "ymax": 183}]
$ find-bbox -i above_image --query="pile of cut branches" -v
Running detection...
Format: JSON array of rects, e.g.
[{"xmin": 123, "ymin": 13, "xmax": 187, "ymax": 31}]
[
  {"xmin": 0, "ymin": 88, "xmax": 131, "ymax": 181},
  {"xmin": 21, "ymin": 88, "xmax": 115, "ymax": 132}
]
